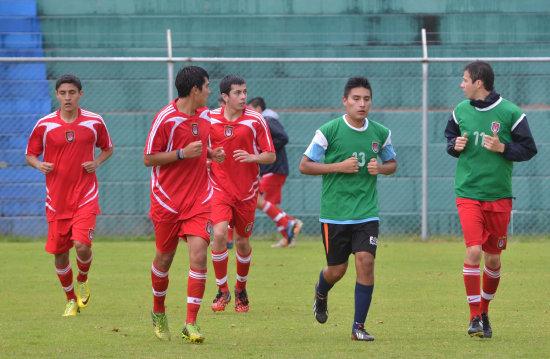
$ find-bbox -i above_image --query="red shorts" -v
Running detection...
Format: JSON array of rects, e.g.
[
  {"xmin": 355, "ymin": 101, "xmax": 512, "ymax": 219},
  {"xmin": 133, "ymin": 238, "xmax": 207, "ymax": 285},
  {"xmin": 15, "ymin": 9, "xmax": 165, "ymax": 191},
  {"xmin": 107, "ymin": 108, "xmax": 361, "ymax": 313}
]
[
  {"xmin": 259, "ymin": 173, "xmax": 287, "ymax": 205},
  {"xmin": 211, "ymin": 191, "xmax": 256, "ymax": 238},
  {"xmin": 46, "ymin": 212, "xmax": 96, "ymax": 255},
  {"xmin": 456, "ymin": 198, "xmax": 512, "ymax": 254},
  {"xmin": 153, "ymin": 213, "xmax": 212, "ymax": 253}
]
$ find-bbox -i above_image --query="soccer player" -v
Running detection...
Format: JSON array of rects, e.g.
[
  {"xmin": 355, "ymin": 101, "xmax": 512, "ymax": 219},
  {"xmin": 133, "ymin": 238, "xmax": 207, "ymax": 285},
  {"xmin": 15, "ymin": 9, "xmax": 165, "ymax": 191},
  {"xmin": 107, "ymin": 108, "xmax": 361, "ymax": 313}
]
[
  {"xmin": 247, "ymin": 97, "xmax": 303, "ymax": 248},
  {"xmin": 299, "ymin": 77, "xmax": 397, "ymax": 341},
  {"xmin": 25, "ymin": 74, "xmax": 114, "ymax": 316},
  {"xmin": 208, "ymin": 75, "xmax": 275, "ymax": 313},
  {"xmin": 144, "ymin": 65, "xmax": 225, "ymax": 342},
  {"xmin": 444, "ymin": 61, "xmax": 537, "ymax": 338}
]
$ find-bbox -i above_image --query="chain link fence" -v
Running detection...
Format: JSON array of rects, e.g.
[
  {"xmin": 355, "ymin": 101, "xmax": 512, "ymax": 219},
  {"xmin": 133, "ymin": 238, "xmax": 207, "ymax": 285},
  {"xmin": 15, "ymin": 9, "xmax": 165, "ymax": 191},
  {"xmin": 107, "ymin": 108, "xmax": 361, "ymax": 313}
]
[{"xmin": 1, "ymin": 58, "xmax": 548, "ymax": 238}]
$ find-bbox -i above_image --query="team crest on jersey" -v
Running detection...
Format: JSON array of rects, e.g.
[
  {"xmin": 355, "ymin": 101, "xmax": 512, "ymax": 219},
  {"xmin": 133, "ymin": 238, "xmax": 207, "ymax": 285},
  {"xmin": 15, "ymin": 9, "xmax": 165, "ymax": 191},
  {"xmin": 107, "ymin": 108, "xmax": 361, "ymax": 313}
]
[
  {"xmin": 65, "ymin": 130, "xmax": 75, "ymax": 143},
  {"xmin": 88, "ymin": 229, "xmax": 95, "ymax": 240},
  {"xmin": 206, "ymin": 220, "xmax": 213, "ymax": 235},
  {"xmin": 497, "ymin": 237, "xmax": 507, "ymax": 249},
  {"xmin": 191, "ymin": 123, "xmax": 199, "ymax": 136},
  {"xmin": 245, "ymin": 222, "xmax": 254, "ymax": 233},
  {"xmin": 224, "ymin": 125, "xmax": 234, "ymax": 137},
  {"xmin": 369, "ymin": 236, "xmax": 378, "ymax": 246},
  {"xmin": 491, "ymin": 122, "xmax": 501, "ymax": 133},
  {"xmin": 372, "ymin": 142, "xmax": 379, "ymax": 153}
]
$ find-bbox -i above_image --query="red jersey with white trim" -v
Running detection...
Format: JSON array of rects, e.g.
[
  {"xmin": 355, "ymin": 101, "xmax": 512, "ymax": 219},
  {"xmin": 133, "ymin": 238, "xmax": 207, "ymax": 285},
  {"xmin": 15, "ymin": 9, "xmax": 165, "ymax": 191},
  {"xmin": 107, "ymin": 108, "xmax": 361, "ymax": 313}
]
[
  {"xmin": 26, "ymin": 109, "xmax": 113, "ymax": 222},
  {"xmin": 208, "ymin": 106, "xmax": 274, "ymax": 201},
  {"xmin": 145, "ymin": 100, "xmax": 212, "ymax": 222}
]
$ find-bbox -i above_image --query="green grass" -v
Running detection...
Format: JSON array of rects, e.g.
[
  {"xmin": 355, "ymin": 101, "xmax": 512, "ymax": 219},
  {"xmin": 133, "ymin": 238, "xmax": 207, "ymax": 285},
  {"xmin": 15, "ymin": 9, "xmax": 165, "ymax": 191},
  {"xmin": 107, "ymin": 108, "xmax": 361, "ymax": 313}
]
[{"xmin": 0, "ymin": 239, "xmax": 549, "ymax": 358}]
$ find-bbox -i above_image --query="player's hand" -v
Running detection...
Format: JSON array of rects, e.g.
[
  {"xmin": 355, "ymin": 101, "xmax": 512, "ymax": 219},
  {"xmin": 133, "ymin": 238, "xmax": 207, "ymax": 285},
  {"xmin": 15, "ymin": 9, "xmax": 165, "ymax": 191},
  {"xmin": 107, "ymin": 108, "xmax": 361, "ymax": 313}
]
[
  {"xmin": 37, "ymin": 161, "xmax": 54, "ymax": 175},
  {"xmin": 211, "ymin": 147, "xmax": 226, "ymax": 163},
  {"xmin": 454, "ymin": 132, "xmax": 468, "ymax": 152},
  {"xmin": 183, "ymin": 141, "xmax": 203, "ymax": 159},
  {"xmin": 367, "ymin": 158, "xmax": 380, "ymax": 175},
  {"xmin": 82, "ymin": 160, "xmax": 99, "ymax": 173},
  {"xmin": 233, "ymin": 149, "xmax": 256, "ymax": 163},
  {"xmin": 340, "ymin": 156, "xmax": 359, "ymax": 173},
  {"xmin": 483, "ymin": 130, "xmax": 505, "ymax": 153}
]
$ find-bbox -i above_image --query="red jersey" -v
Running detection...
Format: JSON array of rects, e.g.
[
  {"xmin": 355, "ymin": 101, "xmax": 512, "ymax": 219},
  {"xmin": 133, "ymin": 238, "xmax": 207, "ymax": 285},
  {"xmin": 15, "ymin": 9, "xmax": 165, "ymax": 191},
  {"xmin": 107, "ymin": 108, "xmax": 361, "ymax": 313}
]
[
  {"xmin": 208, "ymin": 106, "xmax": 274, "ymax": 201},
  {"xmin": 145, "ymin": 100, "xmax": 212, "ymax": 222},
  {"xmin": 26, "ymin": 109, "xmax": 113, "ymax": 221}
]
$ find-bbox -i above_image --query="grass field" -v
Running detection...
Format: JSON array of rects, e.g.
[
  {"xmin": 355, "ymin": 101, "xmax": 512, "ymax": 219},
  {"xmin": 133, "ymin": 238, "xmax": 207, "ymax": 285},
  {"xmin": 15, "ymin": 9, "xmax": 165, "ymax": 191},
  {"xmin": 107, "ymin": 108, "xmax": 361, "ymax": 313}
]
[{"xmin": 0, "ymin": 237, "xmax": 548, "ymax": 358}]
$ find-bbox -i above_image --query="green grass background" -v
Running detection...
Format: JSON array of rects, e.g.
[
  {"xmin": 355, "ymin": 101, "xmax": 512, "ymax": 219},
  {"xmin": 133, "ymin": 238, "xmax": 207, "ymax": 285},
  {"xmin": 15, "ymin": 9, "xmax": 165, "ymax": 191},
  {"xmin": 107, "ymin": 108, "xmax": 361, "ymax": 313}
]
[{"xmin": 0, "ymin": 237, "xmax": 548, "ymax": 358}]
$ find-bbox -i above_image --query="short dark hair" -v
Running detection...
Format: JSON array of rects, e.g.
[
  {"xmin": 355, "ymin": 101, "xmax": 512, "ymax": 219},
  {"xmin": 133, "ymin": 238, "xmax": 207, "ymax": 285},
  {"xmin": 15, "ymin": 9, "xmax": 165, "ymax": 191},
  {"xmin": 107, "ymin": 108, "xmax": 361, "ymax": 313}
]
[
  {"xmin": 247, "ymin": 97, "xmax": 266, "ymax": 111},
  {"xmin": 219, "ymin": 75, "xmax": 246, "ymax": 95},
  {"xmin": 175, "ymin": 66, "xmax": 209, "ymax": 98},
  {"xmin": 55, "ymin": 74, "xmax": 82, "ymax": 91},
  {"xmin": 217, "ymin": 96, "xmax": 225, "ymax": 105},
  {"xmin": 344, "ymin": 77, "xmax": 372, "ymax": 98},
  {"xmin": 464, "ymin": 61, "xmax": 494, "ymax": 91}
]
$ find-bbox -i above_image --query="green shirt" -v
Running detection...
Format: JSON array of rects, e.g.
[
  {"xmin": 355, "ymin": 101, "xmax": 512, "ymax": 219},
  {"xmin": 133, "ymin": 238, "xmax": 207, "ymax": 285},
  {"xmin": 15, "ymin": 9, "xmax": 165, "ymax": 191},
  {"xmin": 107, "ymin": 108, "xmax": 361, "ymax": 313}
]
[{"xmin": 453, "ymin": 98, "xmax": 523, "ymax": 201}]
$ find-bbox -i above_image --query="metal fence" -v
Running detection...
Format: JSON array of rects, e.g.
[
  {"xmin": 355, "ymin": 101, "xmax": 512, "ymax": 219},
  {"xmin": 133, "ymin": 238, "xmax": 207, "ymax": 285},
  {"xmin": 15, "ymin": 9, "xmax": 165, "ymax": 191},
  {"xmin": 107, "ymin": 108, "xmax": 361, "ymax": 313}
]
[{"xmin": 1, "ymin": 53, "xmax": 549, "ymax": 239}]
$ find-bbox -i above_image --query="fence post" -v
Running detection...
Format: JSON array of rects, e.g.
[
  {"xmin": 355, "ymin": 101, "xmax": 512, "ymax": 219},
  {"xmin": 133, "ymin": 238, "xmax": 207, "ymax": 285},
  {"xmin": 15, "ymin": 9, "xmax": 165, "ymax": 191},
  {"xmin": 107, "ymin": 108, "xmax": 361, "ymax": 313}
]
[
  {"xmin": 167, "ymin": 29, "xmax": 174, "ymax": 102},
  {"xmin": 421, "ymin": 28, "xmax": 429, "ymax": 241}
]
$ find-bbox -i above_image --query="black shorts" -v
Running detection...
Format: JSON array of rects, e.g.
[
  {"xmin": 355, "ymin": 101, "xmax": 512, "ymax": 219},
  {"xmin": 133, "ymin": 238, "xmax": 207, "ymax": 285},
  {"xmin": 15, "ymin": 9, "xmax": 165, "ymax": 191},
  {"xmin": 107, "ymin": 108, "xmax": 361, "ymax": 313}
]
[{"xmin": 320, "ymin": 221, "xmax": 379, "ymax": 266}]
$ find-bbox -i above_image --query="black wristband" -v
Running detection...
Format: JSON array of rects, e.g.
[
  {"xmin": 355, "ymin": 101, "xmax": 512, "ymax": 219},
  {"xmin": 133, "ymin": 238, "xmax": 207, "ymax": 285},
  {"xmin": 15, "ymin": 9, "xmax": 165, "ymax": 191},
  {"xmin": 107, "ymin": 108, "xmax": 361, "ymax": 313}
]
[{"xmin": 177, "ymin": 149, "xmax": 184, "ymax": 160}]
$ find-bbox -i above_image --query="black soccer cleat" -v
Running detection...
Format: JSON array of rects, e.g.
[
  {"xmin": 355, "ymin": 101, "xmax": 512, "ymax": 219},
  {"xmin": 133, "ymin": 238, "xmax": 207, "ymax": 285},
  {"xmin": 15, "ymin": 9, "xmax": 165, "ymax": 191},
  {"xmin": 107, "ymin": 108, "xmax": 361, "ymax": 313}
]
[
  {"xmin": 351, "ymin": 324, "xmax": 375, "ymax": 341},
  {"xmin": 481, "ymin": 312, "xmax": 492, "ymax": 338},
  {"xmin": 313, "ymin": 284, "xmax": 328, "ymax": 324},
  {"xmin": 468, "ymin": 315, "xmax": 484, "ymax": 337}
]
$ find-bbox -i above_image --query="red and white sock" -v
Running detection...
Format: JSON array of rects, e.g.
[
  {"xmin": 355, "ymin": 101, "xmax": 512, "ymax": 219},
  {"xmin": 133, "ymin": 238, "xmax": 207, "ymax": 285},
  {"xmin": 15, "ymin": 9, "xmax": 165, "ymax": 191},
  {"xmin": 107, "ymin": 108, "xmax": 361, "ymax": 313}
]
[
  {"xmin": 227, "ymin": 225, "xmax": 233, "ymax": 243},
  {"xmin": 151, "ymin": 262, "xmax": 169, "ymax": 314},
  {"xmin": 76, "ymin": 251, "xmax": 93, "ymax": 283},
  {"xmin": 211, "ymin": 248, "xmax": 229, "ymax": 292},
  {"xmin": 261, "ymin": 201, "xmax": 293, "ymax": 240},
  {"xmin": 235, "ymin": 249, "xmax": 252, "ymax": 291},
  {"xmin": 463, "ymin": 263, "xmax": 481, "ymax": 320},
  {"xmin": 480, "ymin": 264, "xmax": 501, "ymax": 314},
  {"xmin": 186, "ymin": 267, "xmax": 207, "ymax": 324},
  {"xmin": 55, "ymin": 262, "xmax": 77, "ymax": 302}
]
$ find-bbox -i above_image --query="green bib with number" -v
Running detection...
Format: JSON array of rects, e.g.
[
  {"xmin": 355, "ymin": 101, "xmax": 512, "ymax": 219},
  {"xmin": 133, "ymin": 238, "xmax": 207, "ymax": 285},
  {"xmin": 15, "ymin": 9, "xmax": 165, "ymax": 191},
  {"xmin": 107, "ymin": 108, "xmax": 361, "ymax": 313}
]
[
  {"xmin": 453, "ymin": 98, "xmax": 523, "ymax": 201},
  {"xmin": 318, "ymin": 116, "xmax": 390, "ymax": 221}
]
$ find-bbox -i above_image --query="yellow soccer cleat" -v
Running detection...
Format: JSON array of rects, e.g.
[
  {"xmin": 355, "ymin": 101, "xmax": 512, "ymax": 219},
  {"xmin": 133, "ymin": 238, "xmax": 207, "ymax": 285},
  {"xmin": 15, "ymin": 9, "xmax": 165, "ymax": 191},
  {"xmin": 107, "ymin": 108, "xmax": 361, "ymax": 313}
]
[
  {"xmin": 62, "ymin": 299, "xmax": 80, "ymax": 317},
  {"xmin": 151, "ymin": 310, "xmax": 171, "ymax": 341},
  {"xmin": 182, "ymin": 323, "xmax": 205, "ymax": 343},
  {"xmin": 77, "ymin": 280, "xmax": 90, "ymax": 308}
]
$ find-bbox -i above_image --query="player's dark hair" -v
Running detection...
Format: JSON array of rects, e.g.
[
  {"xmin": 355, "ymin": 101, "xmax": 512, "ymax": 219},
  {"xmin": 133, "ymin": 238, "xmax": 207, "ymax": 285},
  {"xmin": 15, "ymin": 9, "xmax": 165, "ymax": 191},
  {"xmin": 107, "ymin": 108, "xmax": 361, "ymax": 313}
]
[
  {"xmin": 464, "ymin": 61, "xmax": 494, "ymax": 91},
  {"xmin": 55, "ymin": 74, "xmax": 82, "ymax": 91},
  {"xmin": 175, "ymin": 66, "xmax": 209, "ymax": 98},
  {"xmin": 217, "ymin": 96, "xmax": 226, "ymax": 105},
  {"xmin": 219, "ymin": 75, "xmax": 246, "ymax": 95},
  {"xmin": 344, "ymin": 77, "xmax": 372, "ymax": 98},
  {"xmin": 247, "ymin": 97, "xmax": 266, "ymax": 111}
]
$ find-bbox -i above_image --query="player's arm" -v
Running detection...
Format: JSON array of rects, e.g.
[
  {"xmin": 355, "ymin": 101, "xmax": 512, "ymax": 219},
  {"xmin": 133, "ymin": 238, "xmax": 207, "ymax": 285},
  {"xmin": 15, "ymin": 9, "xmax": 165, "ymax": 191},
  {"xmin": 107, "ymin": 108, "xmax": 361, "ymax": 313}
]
[
  {"xmin": 299, "ymin": 155, "xmax": 358, "ymax": 175},
  {"xmin": 26, "ymin": 155, "xmax": 54, "ymax": 175},
  {"xmin": 143, "ymin": 141, "xmax": 203, "ymax": 167},
  {"xmin": 444, "ymin": 113, "xmax": 466, "ymax": 157},
  {"xmin": 233, "ymin": 150, "xmax": 276, "ymax": 164},
  {"xmin": 207, "ymin": 147, "xmax": 226, "ymax": 163},
  {"xmin": 82, "ymin": 147, "xmax": 114, "ymax": 173},
  {"xmin": 500, "ymin": 116, "xmax": 537, "ymax": 161},
  {"xmin": 367, "ymin": 138, "xmax": 398, "ymax": 176}
]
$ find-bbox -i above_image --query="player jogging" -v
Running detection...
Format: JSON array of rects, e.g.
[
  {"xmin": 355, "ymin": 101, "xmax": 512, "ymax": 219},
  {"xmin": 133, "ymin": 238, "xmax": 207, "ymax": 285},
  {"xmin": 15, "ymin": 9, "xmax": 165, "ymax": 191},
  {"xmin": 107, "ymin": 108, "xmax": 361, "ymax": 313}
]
[
  {"xmin": 445, "ymin": 61, "xmax": 537, "ymax": 338},
  {"xmin": 144, "ymin": 65, "xmax": 225, "ymax": 343},
  {"xmin": 300, "ymin": 76, "xmax": 397, "ymax": 341},
  {"xmin": 208, "ymin": 75, "xmax": 275, "ymax": 313},
  {"xmin": 25, "ymin": 74, "xmax": 114, "ymax": 316}
]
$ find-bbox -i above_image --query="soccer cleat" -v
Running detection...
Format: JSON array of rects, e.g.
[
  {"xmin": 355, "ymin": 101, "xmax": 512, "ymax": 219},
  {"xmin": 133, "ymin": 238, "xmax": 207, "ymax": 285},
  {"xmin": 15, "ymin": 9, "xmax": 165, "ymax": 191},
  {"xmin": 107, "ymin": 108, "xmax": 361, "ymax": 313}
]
[
  {"xmin": 313, "ymin": 284, "xmax": 328, "ymax": 324},
  {"xmin": 211, "ymin": 289, "xmax": 231, "ymax": 312},
  {"xmin": 182, "ymin": 323, "xmax": 205, "ymax": 343},
  {"xmin": 151, "ymin": 310, "xmax": 171, "ymax": 341},
  {"xmin": 468, "ymin": 315, "xmax": 484, "ymax": 337},
  {"xmin": 76, "ymin": 280, "xmax": 90, "ymax": 308},
  {"xmin": 351, "ymin": 324, "xmax": 375, "ymax": 341},
  {"xmin": 62, "ymin": 299, "xmax": 80, "ymax": 316},
  {"xmin": 234, "ymin": 288, "xmax": 250, "ymax": 312},
  {"xmin": 271, "ymin": 238, "xmax": 288, "ymax": 248},
  {"xmin": 481, "ymin": 312, "xmax": 492, "ymax": 338}
]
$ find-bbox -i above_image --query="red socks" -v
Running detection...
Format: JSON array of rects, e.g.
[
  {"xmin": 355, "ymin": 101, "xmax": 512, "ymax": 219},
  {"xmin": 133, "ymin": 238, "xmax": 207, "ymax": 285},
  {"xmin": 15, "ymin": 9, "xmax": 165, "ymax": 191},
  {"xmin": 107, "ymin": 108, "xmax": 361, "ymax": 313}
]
[
  {"xmin": 55, "ymin": 263, "xmax": 77, "ymax": 302},
  {"xmin": 211, "ymin": 248, "xmax": 229, "ymax": 292},
  {"xmin": 261, "ymin": 201, "xmax": 294, "ymax": 240},
  {"xmin": 463, "ymin": 263, "xmax": 481, "ymax": 320},
  {"xmin": 76, "ymin": 252, "xmax": 93, "ymax": 283},
  {"xmin": 186, "ymin": 267, "xmax": 207, "ymax": 324},
  {"xmin": 151, "ymin": 262, "xmax": 169, "ymax": 313},
  {"xmin": 235, "ymin": 249, "xmax": 252, "ymax": 291},
  {"xmin": 480, "ymin": 264, "xmax": 501, "ymax": 314}
]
